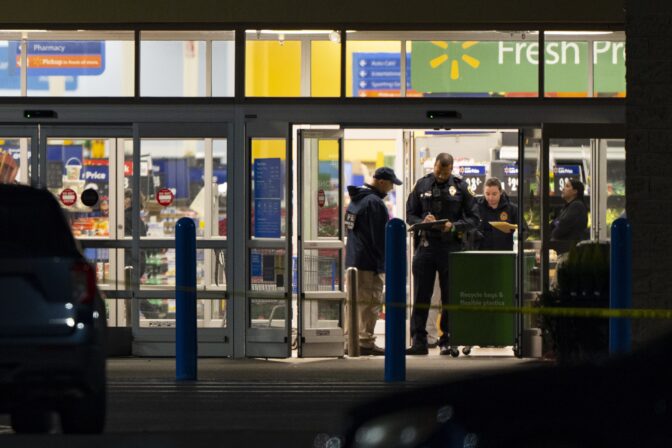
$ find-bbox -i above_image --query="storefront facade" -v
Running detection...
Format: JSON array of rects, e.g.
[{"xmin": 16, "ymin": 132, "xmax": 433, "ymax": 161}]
[{"xmin": 0, "ymin": 1, "xmax": 635, "ymax": 357}]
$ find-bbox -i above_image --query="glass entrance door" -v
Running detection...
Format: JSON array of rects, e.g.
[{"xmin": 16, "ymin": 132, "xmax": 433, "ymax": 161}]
[
  {"xmin": 39, "ymin": 126, "xmax": 132, "ymax": 330},
  {"xmin": 245, "ymin": 121, "xmax": 292, "ymax": 358},
  {"xmin": 297, "ymin": 130, "xmax": 345, "ymax": 357},
  {"xmin": 130, "ymin": 124, "xmax": 231, "ymax": 356},
  {"xmin": 541, "ymin": 124, "xmax": 626, "ymax": 296}
]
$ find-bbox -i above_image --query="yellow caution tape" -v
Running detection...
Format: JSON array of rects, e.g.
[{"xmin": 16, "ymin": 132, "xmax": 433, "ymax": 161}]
[{"xmin": 379, "ymin": 302, "xmax": 672, "ymax": 319}]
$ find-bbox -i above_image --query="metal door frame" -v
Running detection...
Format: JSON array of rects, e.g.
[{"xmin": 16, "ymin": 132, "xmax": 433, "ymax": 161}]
[
  {"xmin": 244, "ymin": 120, "xmax": 293, "ymax": 358},
  {"xmin": 296, "ymin": 129, "xmax": 346, "ymax": 357},
  {"xmin": 540, "ymin": 123, "xmax": 626, "ymax": 296},
  {"xmin": 128, "ymin": 123, "xmax": 233, "ymax": 356}
]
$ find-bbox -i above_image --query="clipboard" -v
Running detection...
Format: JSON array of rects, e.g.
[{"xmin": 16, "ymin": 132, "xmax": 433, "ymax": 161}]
[
  {"xmin": 489, "ymin": 221, "xmax": 518, "ymax": 233},
  {"xmin": 409, "ymin": 219, "xmax": 450, "ymax": 231}
]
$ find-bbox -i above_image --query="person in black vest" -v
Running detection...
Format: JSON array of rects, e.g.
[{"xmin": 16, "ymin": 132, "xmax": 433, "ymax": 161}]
[
  {"xmin": 477, "ymin": 177, "xmax": 524, "ymax": 251},
  {"xmin": 551, "ymin": 179, "xmax": 588, "ymax": 255},
  {"xmin": 344, "ymin": 167, "xmax": 402, "ymax": 356},
  {"xmin": 406, "ymin": 153, "xmax": 480, "ymax": 355}
]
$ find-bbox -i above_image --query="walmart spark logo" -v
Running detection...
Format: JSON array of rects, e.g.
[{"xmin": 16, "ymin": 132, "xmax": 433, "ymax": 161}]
[{"xmin": 429, "ymin": 41, "xmax": 480, "ymax": 80}]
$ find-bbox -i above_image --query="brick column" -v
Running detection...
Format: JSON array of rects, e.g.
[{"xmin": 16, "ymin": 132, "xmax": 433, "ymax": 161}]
[{"xmin": 627, "ymin": 0, "xmax": 672, "ymax": 346}]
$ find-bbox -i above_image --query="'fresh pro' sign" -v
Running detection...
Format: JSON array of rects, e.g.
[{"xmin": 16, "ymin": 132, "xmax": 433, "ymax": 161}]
[{"xmin": 411, "ymin": 40, "xmax": 625, "ymax": 95}]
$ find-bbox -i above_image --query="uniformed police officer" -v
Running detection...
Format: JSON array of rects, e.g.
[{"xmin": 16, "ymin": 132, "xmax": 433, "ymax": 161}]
[
  {"xmin": 406, "ymin": 153, "xmax": 480, "ymax": 355},
  {"xmin": 477, "ymin": 177, "xmax": 525, "ymax": 251}
]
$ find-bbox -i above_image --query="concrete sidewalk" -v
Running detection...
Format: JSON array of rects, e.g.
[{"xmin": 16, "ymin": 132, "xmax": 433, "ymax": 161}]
[{"xmin": 108, "ymin": 347, "xmax": 545, "ymax": 383}]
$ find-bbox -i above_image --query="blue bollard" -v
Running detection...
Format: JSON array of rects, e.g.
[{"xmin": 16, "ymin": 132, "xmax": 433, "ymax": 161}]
[
  {"xmin": 609, "ymin": 217, "xmax": 632, "ymax": 355},
  {"xmin": 385, "ymin": 218, "xmax": 406, "ymax": 382},
  {"xmin": 176, "ymin": 217, "xmax": 197, "ymax": 380}
]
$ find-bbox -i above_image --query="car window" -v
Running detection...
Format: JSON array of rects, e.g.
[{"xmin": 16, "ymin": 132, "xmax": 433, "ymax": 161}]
[{"xmin": 0, "ymin": 185, "xmax": 79, "ymax": 258}]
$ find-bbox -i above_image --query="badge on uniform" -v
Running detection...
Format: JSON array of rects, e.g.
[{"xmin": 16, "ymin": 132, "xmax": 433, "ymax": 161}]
[
  {"xmin": 345, "ymin": 212, "xmax": 357, "ymax": 230},
  {"xmin": 449, "ymin": 186, "xmax": 457, "ymax": 196},
  {"xmin": 500, "ymin": 211, "xmax": 508, "ymax": 221}
]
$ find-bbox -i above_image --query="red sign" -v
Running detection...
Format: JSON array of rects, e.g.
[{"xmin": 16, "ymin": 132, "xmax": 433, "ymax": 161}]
[
  {"xmin": 317, "ymin": 189, "xmax": 326, "ymax": 208},
  {"xmin": 60, "ymin": 188, "xmax": 77, "ymax": 206},
  {"xmin": 157, "ymin": 188, "xmax": 174, "ymax": 207}
]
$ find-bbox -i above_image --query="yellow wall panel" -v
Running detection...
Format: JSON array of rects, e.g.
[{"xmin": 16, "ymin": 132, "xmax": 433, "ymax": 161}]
[
  {"xmin": 246, "ymin": 41, "xmax": 301, "ymax": 97},
  {"xmin": 311, "ymin": 41, "xmax": 340, "ymax": 97},
  {"xmin": 344, "ymin": 139, "xmax": 396, "ymax": 163},
  {"xmin": 252, "ymin": 139, "xmax": 286, "ymax": 160}
]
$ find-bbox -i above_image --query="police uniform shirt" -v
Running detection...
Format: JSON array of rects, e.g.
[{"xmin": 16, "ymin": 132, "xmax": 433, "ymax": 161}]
[{"xmin": 406, "ymin": 173, "xmax": 480, "ymax": 242}]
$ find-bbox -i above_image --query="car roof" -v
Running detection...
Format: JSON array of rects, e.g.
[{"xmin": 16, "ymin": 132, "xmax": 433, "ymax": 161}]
[{"xmin": 0, "ymin": 184, "xmax": 80, "ymax": 258}]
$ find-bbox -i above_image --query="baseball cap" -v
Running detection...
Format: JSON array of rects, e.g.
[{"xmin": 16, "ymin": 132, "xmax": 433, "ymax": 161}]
[{"xmin": 373, "ymin": 167, "xmax": 402, "ymax": 185}]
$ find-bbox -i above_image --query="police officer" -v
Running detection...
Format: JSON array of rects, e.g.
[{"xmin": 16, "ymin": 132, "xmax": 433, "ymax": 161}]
[
  {"xmin": 477, "ymin": 177, "xmax": 524, "ymax": 251},
  {"xmin": 345, "ymin": 167, "xmax": 402, "ymax": 356},
  {"xmin": 406, "ymin": 153, "xmax": 480, "ymax": 355}
]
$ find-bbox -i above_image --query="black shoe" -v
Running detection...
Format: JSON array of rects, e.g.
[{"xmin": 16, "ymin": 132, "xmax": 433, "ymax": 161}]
[
  {"xmin": 427, "ymin": 341, "xmax": 439, "ymax": 349},
  {"xmin": 360, "ymin": 345, "xmax": 385, "ymax": 356},
  {"xmin": 440, "ymin": 346, "xmax": 459, "ymax": 357},
  {"xmin": 406, "ymin": 344, "xmax": 429, "ymax": 355}
]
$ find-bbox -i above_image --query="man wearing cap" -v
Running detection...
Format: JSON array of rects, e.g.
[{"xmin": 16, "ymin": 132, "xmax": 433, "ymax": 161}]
[
  {"xmin": 406, "ymin": 153, "xmax": 480, "ymax": 356},
  {"xmin": 344, "ymin": 167, "xmax": 402, "ymax": 356}
]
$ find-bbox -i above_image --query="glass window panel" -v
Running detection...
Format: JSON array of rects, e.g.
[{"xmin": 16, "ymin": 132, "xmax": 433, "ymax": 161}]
[
  {"xmin": 104, "ymin": 299, "xmax": 131, "ymax": 327},
  {"xmin": 311, "ymin": 40, "xmax": 340, "ymax": 97},
  {"xmin": 141, "ymin": 31, "xmax": 235, "ymax": 97},
  {"xmin": 246, "ymin": 40, "xmax": 301, "ymax": 96},
  {"xmin": 140, "ymin": 139, "xmax": 205, "ymax": 237},
  {"xmin": 141, "ymin": 41, "xmax": 206, "ymax": 96},
  {"xmin": 139, "ymin": 297, "xmax": 227, "ymax": 328},
  {"xmin": 250, "ymin": 298, "xmax": 287, "ymax": 329},
  {"xmin": 82, "ymin": 247, "xmax": 118, "ymax": 290},
  {"xmin": 346, "ymin": 39, "xmax": 402, "ymax": 97},
  {"xmin": 347, "ymin": 31, "xmax": 540, "ymax": 98},
  {"xmin": 0, "ymin": 138, "xmax": 30, "ymax": 184},
  {"xmin": 410, "ymin": 36, "xmax": 539, "ymax": 98},
  {"xmin": 593, "ymin": 38, "xmax": 626, "ymax": 98},
  {"xmin": 317, "ymin": 139, "xmax": 340, "ymax": 237},
  {"xmin": 249, "ymin": 248, "xmax": 286, "ymax": 292},
  {"xmin": 606, "ymin": 141, "xmax": 626, "ymax": 236},
  {"xmin": 303, "ymin": 300, "xmax": 341, "ymax": 330},
  {"xmin": 139, "ymin": 248, "xmax": 206, "ymax": 287},
  {"xmin": 212, "ymin": 40, "xmax": 235, "ymax": 97},
  {"xmin": 46, "ymin": 138, "xmax": 113, "ymax": 238},
  {"xmin": 245, "ymin": 30, "xmax": 340, "ymax": 97},
  {"xmin": 302, "ymin": 249, "xmax": 340, "ymax": 292},
  {"xmin": 213, "ymin": 139, "xmax": 228, "ymax": 237},
  {"xmin": 250, "ymin": 139, "xmax": 287, "ymax": 239},
  {"xmin": 3, "ymin": 31, "xmax": 136, "ymax": 97},
  {"xmin": 0, "ymin": 40, "xmax": 21, "ymax": 96},
  {"xmin": 544, "ymin": 31, "xmax": 625, "ymax": 98}
]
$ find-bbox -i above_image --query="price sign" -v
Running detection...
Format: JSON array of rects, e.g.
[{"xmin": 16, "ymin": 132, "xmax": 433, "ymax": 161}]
[
  {"xmin": 458, "ymin": 165, "xmax": 486, "ymax": 195},
  {"xmin": 503, "ymin": 164, "xmax": 519, "ymax": 193},
  {"xmin": 156, "ymin": 188, "xmax": 174, "ymax": 206},
  {"xmin": 554, "ymin": 165, "xmax": 582, "ymax": 194},
  {"xmin": 59, "ymin": 188, "xmax": 77, "ymax": 206}
]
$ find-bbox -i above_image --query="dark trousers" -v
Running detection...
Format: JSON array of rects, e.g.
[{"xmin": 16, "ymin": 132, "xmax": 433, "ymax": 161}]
[{"xmin": 410, "ymin": 242, "xmax": 458, "ymax": 347}]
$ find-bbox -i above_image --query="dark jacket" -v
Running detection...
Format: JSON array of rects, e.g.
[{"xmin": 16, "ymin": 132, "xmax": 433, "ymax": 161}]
[
  {"xmin": 477, "ymin": 193, "xmax": 522, "ymax": 251},
  {"xmin": 345, "ymin": 185, "xmax": 389, "ymax": 273},
  {"xmin": 551, "ymin": 198, "xmax": 589, "ymax": 254},
  {"xmin": 406, "ymin": 174, "xmax": 480, "ymax": 246}
]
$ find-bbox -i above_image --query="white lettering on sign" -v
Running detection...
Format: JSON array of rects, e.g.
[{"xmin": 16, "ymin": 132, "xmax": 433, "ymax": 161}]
[
  {"xmin": 498, "ymin": 41, "xmax": 625, "ymax": 66},
  {"xmin": 83, "ymin": 171, "xmax": 106, "ymax": 180},
  {"xmin": 32, "ymin": 44, "xmax": 66, "ymax": 53}
]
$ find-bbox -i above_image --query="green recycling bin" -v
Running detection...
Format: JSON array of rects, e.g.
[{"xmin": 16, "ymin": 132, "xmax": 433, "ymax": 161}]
[{"xmin": 448, "ymin": 251, "xmax": 516, "ymax": 347}]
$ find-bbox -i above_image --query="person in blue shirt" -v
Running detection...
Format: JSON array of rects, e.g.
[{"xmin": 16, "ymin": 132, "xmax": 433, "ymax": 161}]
[{"xmin": 344, "ymin": 167, "xmax": 402, "ymax": 356}]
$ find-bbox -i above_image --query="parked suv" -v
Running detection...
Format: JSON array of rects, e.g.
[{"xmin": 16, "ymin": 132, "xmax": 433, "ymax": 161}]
[{"xmin": 0, "ymin": 184, "xmax": 106, "ymax": 434}]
